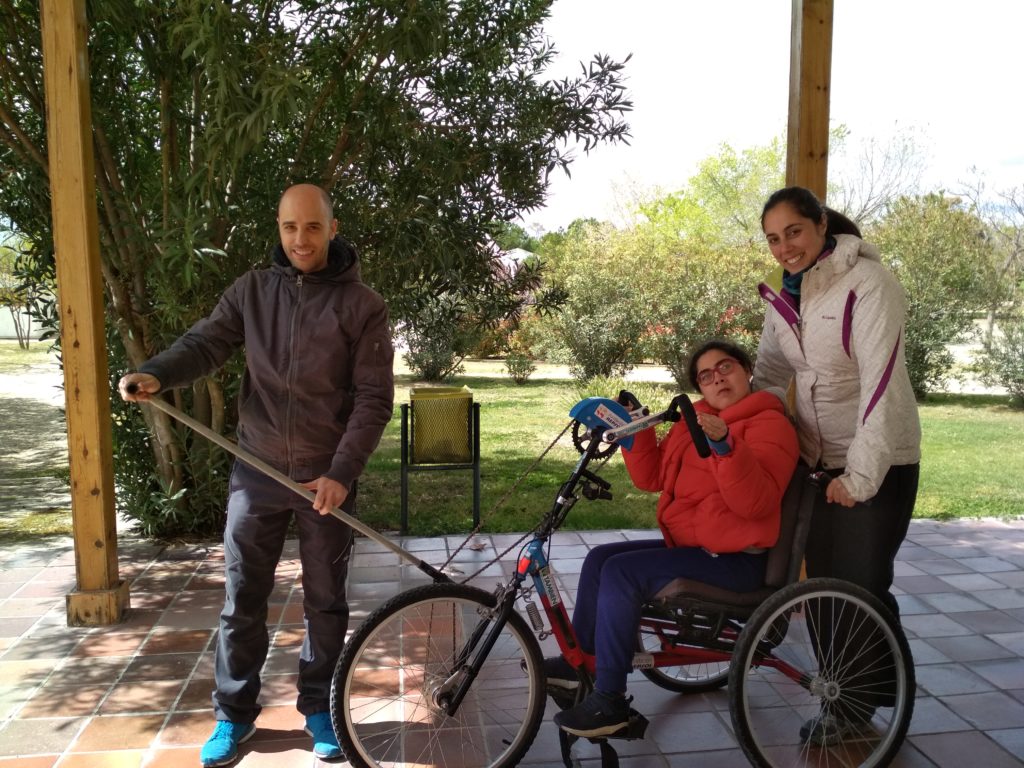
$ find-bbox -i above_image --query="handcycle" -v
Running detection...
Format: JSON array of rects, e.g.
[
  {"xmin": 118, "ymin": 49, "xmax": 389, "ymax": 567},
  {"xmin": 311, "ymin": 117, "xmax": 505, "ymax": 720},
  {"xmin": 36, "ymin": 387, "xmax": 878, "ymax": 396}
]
[{"xmin": 328, "ymin": 392, "xmax": 916, "ymax": 768}]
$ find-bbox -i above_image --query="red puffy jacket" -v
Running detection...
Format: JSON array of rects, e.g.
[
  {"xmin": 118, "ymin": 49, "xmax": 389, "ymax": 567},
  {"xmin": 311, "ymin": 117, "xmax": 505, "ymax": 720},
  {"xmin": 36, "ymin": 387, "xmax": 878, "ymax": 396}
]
[{"xmin": 621, "ymin": 390, "xmax": 799, "ymax": 554}]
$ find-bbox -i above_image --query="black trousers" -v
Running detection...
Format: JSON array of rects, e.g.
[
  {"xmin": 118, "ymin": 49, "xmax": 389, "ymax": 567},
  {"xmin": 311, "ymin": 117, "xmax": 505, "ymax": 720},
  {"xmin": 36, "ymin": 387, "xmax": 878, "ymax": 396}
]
[
  {"xmin": 212, "ymin": 460, "xmax": 355, "ymax": 723},
  {"xmin": 804, "ymin": 462, "xmax": 919, "ymax": 715}
]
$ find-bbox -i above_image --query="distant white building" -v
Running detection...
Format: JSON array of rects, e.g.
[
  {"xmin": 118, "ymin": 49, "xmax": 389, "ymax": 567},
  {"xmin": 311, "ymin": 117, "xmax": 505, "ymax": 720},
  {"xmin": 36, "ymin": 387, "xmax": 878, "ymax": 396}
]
[{"xmin": 0, "ymin": 307, "xmax": 43, "ymax": 341}]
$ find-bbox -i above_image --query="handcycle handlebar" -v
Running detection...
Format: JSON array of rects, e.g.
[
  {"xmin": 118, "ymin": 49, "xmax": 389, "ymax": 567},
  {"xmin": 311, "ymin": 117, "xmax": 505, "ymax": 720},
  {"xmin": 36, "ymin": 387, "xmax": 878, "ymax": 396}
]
[{"xmin": 606, "ymin": 391, "xmax": 711, "ymax": 458}]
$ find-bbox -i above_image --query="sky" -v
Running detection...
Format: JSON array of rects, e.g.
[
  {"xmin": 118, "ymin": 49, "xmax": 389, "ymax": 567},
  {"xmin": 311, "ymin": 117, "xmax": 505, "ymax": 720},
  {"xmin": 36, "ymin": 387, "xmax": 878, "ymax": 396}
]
[{"xmin": 522, "ymin": 0, "xmax": 1024, "ymax": 233}]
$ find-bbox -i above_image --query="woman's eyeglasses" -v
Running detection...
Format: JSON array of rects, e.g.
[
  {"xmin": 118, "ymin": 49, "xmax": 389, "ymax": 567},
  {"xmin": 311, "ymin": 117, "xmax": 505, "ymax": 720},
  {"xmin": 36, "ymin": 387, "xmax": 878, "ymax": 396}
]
[{"xmin": 696, "ymin": 358, "xmax": 737, "ymax": 386}]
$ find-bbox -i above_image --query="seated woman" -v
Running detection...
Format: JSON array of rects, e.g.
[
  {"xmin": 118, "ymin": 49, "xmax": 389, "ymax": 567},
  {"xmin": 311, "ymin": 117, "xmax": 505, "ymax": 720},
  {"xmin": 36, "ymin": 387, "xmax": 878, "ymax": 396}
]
[{"xmin": 550, "ymin": 338, "xmax": 800, "ymax": 738}]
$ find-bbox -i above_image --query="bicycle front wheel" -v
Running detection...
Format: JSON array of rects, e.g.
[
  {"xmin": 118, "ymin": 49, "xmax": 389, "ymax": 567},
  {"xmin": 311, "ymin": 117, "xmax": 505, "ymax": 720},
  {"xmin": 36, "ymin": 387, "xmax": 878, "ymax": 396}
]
[
  {"xmin": 330, "ymin": 582, "xmax": 545, "ymax": 768},
  {"xmin": 729, "ymin": 578, "xmax": 915, "ymax": 768}
]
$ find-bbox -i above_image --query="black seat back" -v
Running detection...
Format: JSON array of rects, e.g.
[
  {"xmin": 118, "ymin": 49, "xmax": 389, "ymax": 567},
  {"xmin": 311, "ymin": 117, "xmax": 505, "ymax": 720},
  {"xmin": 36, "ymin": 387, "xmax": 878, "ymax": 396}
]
[{"xmin": 763, "ymin": 461, "xmax": 815, "ymax": 589}]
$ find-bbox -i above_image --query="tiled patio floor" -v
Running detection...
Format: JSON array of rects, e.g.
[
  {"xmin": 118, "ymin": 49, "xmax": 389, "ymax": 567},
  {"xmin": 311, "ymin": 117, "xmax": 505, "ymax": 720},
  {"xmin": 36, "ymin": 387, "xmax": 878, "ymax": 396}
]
[{"xmin": 1, "ymin": 519, "xmax": 1023, "ymax": 767}]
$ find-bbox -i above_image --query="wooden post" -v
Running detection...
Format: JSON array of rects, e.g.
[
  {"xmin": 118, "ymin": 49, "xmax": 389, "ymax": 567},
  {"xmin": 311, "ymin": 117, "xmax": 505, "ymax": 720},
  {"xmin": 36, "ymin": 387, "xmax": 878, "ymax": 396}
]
[
  {"xmin": 786, "ymin": 0, "xmax": 834, "ymax": 199},
  {"xmin": 40, "ymin": 0, "xmax": 129, "ymax": 625}
]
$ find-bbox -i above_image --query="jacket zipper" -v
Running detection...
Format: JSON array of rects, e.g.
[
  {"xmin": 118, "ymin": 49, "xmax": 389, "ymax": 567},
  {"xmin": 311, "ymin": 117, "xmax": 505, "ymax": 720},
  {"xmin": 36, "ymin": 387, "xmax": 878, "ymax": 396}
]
[{"xmin": 285, "ymin": 273, "xmax": 304, "ymax": 475}]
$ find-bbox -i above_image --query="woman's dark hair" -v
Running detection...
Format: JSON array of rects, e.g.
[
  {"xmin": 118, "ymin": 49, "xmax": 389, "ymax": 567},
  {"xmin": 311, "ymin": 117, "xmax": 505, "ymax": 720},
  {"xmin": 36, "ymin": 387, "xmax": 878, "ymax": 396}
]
[
  {"xmin": 760, "ymin": 186, "xmax": 861, "ymax": 239},
  {"xmin": 687, "ymin": 339, "xmax": 754, "ymax": 391}
]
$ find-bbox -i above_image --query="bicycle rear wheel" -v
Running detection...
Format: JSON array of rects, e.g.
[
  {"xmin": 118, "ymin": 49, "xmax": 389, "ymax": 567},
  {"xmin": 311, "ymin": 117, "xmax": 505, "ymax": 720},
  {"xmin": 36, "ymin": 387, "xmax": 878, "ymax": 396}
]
[
  {"xmin": 330, "ymin": 582, "xmax": 545, "ymax": 768},
  {"xmin": 729, "ymin": 578, "xmax": 914, "ymax": 768}
]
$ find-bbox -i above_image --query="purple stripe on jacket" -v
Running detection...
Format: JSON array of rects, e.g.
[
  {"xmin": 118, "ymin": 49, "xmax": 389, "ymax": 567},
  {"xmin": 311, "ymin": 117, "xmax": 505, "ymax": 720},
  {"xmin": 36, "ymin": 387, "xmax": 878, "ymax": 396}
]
[
  {"xmin": 758, "ymin": 283, "xmax": 801, "ymax": 340},
  {"xmin": 863, "ymin": 330, "xmax": 901, "ymax": 425},
  {"xmin": 842, "ymin": 290, "xmax": 857, "ymax": 357}
]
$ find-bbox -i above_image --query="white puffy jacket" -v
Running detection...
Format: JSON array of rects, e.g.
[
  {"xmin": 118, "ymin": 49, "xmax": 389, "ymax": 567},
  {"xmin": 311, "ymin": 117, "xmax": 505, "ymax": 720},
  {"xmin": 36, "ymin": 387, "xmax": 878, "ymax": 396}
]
[{"xmin": 752, "ymin": 234, "xmax": 921, "ymax": 501}]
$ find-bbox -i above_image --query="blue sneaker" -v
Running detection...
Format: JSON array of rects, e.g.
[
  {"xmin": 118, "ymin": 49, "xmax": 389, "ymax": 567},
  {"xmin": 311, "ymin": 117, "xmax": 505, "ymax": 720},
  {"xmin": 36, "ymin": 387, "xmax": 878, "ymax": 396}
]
[
  {"xmin": 200, "ymin": 720, "xmax": 256, "ymax": 767},
  {"xmin": 304, "ymin": 711, "xmax": 342, "ymax": 759}
]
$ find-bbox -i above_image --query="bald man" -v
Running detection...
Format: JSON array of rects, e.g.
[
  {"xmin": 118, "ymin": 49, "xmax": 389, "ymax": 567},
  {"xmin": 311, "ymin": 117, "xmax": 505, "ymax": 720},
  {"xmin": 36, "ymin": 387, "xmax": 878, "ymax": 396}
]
[{"xmin": 119, "ymin": 184, "xmax": 394, "ymax": 766}]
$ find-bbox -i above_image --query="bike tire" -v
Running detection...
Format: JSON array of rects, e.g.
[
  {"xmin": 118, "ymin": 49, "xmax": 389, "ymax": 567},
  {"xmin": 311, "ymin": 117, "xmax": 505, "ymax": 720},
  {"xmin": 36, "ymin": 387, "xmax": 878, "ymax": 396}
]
[
  {"xmin": 729, "ymin": 577, "xmax": 915, "ymax": 768},
  {"xmin": 330, "ymin": 582, "xmax": 545, "ymax": 768}
]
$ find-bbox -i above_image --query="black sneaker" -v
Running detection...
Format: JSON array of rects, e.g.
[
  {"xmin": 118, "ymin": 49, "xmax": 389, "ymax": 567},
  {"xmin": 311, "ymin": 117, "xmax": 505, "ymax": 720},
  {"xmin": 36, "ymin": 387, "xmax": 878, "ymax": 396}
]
[
  {"xmin": 553, "ymin": 690, "xmax": 632, "ymax": 738},
  {"xmin": 542, "ymin": 655, "xmax": 581, "ymax": 692}
]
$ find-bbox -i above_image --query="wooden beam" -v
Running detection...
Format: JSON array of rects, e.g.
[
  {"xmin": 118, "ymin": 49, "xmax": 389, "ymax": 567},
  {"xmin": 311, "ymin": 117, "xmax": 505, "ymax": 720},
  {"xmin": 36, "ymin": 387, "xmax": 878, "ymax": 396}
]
[
  {"xmin": 786, "ymin": 0, "xmax": 834, "ymax": 199},
  {"xmin": 39, "ymin": 0, "xmax": 128, "ymax": 626}
]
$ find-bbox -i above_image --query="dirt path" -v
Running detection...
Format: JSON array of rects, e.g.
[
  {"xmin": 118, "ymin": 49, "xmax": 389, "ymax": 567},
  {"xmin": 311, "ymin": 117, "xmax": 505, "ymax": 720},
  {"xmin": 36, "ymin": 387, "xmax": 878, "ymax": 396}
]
[{"xmin": 0, "ymin": 359, "xmax": 70, "ymax": 522}]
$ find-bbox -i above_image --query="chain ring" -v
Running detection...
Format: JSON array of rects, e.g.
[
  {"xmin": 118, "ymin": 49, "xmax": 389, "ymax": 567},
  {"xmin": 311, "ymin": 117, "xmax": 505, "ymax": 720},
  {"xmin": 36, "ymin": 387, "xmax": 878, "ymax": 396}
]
[{"xmin": 570, "ymin": 420, "xmax": 618, "ymax": 459}]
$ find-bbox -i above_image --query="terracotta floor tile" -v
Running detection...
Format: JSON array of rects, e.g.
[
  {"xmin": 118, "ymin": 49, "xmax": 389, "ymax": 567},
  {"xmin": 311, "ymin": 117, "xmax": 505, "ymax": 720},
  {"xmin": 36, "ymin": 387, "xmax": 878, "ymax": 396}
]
[
  {"xmin": 184, "ymin": 574, "xmax": 223, "ymax": 591},
  {"xmin": 0, "ymin": 717, "xmax": 85, "ymax": 757},
  {"xmin": 0, "ymin": 616, "xmax": 42, "ymax": 639},
  {"xmin": 272, "ymin": 627, "xmax": 305, "ymax": 649},
  {"xmin": 905, "ymin": 696, "xmax": 972, "ymax": 735},
  {"xmin": 940, "ymin": 691, "xmax": 1024, "ymax": 730},
  {"xmin": 0, "ymin": 757, "xmax": 58, "ymax": 767},
  {"xmin": 1, "ymin": 633, "xmax": 80, "ymax": 661},
  {"xmin": 175, "ymin": 677, "xmax": 214, "ymax": 712},
  {"xmin": 53, "ymin": 749, "xmax": 145, "ymax": 767},
  {"xmin": 119, "ymin": 653, "xmax": 199, "ymax": 682},
  {"xmin": 139, "ymin": 628, "xmax": 212, "ymax": 655},
  {"xmin": 99, "ymin": 679, "xmax": 184, "ymax": 714},
  {"xmin": 910, "ymin": 730, "xmax": 1021, "ymax": 767},
  {"xmin": 19, "ymin": 684, "xmax": 109, "ymax": 719},
  {"xmin": 69, "ymin": 714, "xmax": 164, "ymax": 752},
  {"xmin": 916, "ymin": 663, "xmax": 996, "ymax": 696},
  {"xmin": 14, "ymin": 582, "xmax": 74, "ymax": 599},
  {"xmin": 160, "ymin": 711, "xmax": 216, "ymax": 747},
  {"xmin": 925, "ymin": 634, "xmax": 1018, "ymax": 662},
  {"xmin": 258, "ymin": 674, "xmax": 298, "ymax": 707},
  {"xmin": 248, "ymin": 704, "xmax": 305, "ymax": 741},
  {"xmin": 104, "ymin": 610, "xmax": 166, "ymax": 633},
  {"xmin": 971, "ymin": 657, "xmax": 1024, "ymax": 689},
  {"xmin": 0, "ymin": 658, "xmax": 58, "ymax": 686},
  {"xmin": 988, "ymin": 728, "xmax": 1024, "ymax": 761},
  {"xmin": 48, "ymin": 657, "xmax": 131, "ymax": 687},
  {"xmin": 142, "ymin": 746, "xmax": 202, "ymax": 767},
  {"xmin": 121, "ymin": 593, "xmax": 172, "ymax": 611},
  {"xmin": 69, "ymin": 630, "xmax": 149, "ymax": 658},
  {"xmin": 231, "ymin": 739, "xmax": 316, "ymax": 766}
]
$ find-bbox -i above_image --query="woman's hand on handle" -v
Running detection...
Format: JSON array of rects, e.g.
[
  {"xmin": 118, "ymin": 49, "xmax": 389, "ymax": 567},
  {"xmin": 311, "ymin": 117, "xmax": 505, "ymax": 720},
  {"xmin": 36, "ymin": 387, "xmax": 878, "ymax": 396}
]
[
  {"xmin": 118, "ymin": 373, "xmax": 161, "ymax": 402},
  {"xmin": 696, "ymin": 413, "xmax": 728, "ymax": 442}
]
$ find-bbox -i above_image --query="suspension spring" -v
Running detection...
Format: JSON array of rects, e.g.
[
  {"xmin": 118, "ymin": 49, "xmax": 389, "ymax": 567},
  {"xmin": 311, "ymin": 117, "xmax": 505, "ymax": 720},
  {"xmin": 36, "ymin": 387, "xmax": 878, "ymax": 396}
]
[{"xmin": 525, "ymin": 601, "xmax": 544, "ymax": 632}]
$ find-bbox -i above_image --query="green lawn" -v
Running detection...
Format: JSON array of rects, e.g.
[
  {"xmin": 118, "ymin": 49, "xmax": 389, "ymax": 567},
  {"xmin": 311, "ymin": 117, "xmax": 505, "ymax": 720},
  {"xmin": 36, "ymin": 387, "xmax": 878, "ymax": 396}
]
[
  {"xmin": 0, "ymin": 339, "xmax": 55, "ymax": 369},
  {"xmin": 917, "ymin": 394, "xmax": 1024, "ymax": 519},
  {"xmin": 1, "ymin": 342, "xmax": 1021, "ymax": 539}
]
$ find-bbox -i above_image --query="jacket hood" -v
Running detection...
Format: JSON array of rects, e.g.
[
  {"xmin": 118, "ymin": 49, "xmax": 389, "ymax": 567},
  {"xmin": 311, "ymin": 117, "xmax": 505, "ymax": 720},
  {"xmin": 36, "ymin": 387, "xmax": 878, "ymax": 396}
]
[
  {"xmin": 831, "ymin": 233, "xmax": 881, "ymax": 269},
  {"xmin": 271, "ymin": 236, "xmax": 361, "ymax": 282}
]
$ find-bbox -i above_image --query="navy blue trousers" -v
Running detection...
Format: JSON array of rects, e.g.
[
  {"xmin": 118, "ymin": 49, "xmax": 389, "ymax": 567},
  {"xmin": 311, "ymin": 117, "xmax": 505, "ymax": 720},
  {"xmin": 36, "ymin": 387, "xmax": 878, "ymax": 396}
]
[
  {"xmin": 571, "ymin": 539, "xmax": 767, "ymax": 693},
  {"xmin": 212, "ymin": 460, "xmax": 355, "ymax": 723}
]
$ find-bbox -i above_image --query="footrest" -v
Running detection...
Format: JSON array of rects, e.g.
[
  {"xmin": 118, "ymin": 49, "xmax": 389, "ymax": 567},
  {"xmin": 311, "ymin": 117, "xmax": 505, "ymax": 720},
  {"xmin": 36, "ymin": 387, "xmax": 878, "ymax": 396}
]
[{"xmin": 559, "ymin": 711, "xmax": 650, "ymax": 768}]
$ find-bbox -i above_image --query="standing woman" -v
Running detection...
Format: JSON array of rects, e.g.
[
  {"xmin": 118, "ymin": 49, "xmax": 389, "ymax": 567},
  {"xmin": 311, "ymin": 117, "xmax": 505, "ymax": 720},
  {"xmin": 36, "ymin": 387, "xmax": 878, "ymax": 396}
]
[{"xmin": 754, "ymin": 186, "xmax": 921, "ymax": 744}]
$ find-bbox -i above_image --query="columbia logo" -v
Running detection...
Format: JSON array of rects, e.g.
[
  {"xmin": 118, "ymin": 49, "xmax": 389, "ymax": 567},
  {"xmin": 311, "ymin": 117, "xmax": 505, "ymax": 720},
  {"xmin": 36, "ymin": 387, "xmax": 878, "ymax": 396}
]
[{"xmin": 821, "ymin": 315, "xmax": 836, "ymax": 320}]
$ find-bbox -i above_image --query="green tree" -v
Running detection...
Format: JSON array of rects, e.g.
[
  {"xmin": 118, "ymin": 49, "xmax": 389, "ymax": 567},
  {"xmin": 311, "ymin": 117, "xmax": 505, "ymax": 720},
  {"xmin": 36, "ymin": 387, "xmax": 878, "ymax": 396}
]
[
  {"xmin": 631, "ymin": 142, "xmax": 783, "ymax": 385},
  {"xmin": 869, "ymin": 194, "xmax": 991, "ymax": 399},
  {"xmin": 534, "ymin": 220, "xmax": 649, "ymax": 380},
  {"xmin": 0, "ymin": 0, "xmax": 631, "ymax": 535},
  {"xmin": 0, "ymin": 235, "xmax": 34, "ymax": 349}
]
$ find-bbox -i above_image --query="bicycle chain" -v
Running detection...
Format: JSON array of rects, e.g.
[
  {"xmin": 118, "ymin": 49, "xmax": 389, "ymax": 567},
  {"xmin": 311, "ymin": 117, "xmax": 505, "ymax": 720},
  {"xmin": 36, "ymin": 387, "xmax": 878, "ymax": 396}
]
[{"xmin": 436, "ymin": 420, "xmax": 616, "ymax": 585}]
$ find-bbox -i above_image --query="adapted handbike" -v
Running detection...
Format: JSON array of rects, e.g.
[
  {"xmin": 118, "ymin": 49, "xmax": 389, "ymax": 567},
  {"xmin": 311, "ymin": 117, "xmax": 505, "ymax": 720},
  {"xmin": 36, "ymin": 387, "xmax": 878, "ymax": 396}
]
[{"xmin": 328, "ymin": 393, "xmax": 915, "ymax": 768}]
